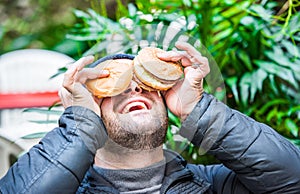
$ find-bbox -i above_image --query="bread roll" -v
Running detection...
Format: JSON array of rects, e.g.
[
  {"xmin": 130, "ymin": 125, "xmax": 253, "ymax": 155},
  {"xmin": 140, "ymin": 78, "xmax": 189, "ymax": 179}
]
[
  {"xmin": 133, "ymin": 47, "xmax": 183, "ymax": 91},
  {"xmin": 86, "ymin": 59, "xmax": 133, "ymax": 98}
]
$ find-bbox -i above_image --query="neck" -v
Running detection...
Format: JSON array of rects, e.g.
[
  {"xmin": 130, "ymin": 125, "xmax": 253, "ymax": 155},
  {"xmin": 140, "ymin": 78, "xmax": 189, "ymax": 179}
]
[{"xmin": 94, "ymin": 141, "xmax": 164, "ymax": 169}]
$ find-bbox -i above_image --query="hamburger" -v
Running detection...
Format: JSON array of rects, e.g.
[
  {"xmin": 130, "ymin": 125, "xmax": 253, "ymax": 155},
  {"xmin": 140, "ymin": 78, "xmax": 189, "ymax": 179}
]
[
  {"xmin": 86, "ymin": 47, "xmax": 183, "ymax": 97},
  {"xmin": 133, "ymin": 47, "xmax": 183, "ymax": 91},
  {"xmin": 86, "ymin": 59, "xmax": 133, "ymax": 98}
]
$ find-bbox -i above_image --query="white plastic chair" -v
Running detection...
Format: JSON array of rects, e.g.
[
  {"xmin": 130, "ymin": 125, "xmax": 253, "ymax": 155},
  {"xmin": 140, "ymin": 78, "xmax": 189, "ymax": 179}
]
[{"xmin": 0, "ymin": 49, "xmax": 74, "ymax": 178}]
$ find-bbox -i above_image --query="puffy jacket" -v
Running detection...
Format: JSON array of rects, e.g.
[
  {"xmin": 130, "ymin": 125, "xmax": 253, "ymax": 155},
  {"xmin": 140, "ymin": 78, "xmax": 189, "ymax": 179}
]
[{"xmin": 1, "ymin": 93, "xmax": 300, "ymax": 193}]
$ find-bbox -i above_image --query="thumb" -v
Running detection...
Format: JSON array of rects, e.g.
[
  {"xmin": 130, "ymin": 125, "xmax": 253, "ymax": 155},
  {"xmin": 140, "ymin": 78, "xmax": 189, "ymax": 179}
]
[{"xmin": 72, "ymin": 83, "xmax": 101, "ymax": 116}]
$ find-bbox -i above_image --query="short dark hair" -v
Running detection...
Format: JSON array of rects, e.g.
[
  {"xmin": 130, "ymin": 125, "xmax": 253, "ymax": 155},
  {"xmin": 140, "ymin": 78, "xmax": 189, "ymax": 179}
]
[{"xmin": 88, "ymin": 54, "xmax": 135, "ymax": 68}]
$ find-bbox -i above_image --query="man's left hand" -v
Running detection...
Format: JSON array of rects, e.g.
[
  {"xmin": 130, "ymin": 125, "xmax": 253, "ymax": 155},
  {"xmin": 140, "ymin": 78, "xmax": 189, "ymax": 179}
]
[{"xmin": 157, "ymin": 42, "xmax": 210, "ymax": 120}]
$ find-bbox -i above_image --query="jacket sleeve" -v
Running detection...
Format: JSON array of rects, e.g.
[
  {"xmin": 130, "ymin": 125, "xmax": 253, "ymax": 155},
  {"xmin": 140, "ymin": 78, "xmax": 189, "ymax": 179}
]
[
  {"xmin": 180, "ymin": 93, "xmax": 300, "ymax": 193},
  {"xmin": 0, "ymin": 106, "xmax": 107, "ymax": 194}
]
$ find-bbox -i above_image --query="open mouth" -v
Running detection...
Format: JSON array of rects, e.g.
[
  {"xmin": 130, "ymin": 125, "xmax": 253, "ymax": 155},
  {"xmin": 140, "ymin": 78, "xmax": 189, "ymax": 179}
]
[{"xmin": 121, "ymin": 100, "xmax": 151, "ymax": 114}]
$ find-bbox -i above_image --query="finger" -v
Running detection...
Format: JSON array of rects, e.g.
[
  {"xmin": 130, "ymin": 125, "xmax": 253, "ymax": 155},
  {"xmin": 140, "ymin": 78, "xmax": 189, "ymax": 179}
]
[
  {"xmin": 175, "ymin": 41, "xmax": 201, "ymax": 58},
  {"xmin": 63, "ymin": 56, "xmax": 95, "ymax": 92},
  {"xmin": 156, "ymin": 50, "xmax": 185, "ymax": 62},
  {"xmin": 195, "ymin": 56, "xmax": 210, "ymax": 77},
  {"xmin": 77, "ymin": 68, "xmax": 110, "ymax": 84},
  {"xmin": 65, "ymin": 55, "xmax": 95, "ymax": 74},
  {"xmin": 184, "ymin": 59, "xmax": 210, "ymax": 80},
  {"xmin": 64, "ymin": 55, "xmax": 95, "ymax": 83},
  {"xmin": 175, "ymin": 41, "xmax": 206, "ymax": 65}
]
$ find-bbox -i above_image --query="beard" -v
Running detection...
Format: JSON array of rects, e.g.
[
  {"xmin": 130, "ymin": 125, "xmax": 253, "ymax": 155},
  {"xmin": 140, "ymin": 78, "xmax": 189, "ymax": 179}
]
[{"xmin": 102, "ymin": 109, "xmax": 168, "ymax": 151}]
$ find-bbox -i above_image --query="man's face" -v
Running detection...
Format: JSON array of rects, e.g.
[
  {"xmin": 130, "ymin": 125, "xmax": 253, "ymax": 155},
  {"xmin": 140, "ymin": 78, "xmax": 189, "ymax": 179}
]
[{"xmin": 100, "ymin": 60, "xmax": 168, "ymax": 151}]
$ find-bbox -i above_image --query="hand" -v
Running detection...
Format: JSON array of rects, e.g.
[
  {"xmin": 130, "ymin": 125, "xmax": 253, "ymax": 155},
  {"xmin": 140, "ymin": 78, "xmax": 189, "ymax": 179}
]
[
  {"xmin": 157, "ymin": 42, "xmax": 210, "ymax": 120},
  {"xmin": 58, "ymin": 56, "xmax": 109, "ymax": 116}
]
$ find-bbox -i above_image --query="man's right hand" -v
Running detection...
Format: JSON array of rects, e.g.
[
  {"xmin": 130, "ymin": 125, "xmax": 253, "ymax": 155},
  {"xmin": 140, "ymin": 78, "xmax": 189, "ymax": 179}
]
[{"xmin": 58, "ymin": 56, "xmax": 109, "ymax": 117}]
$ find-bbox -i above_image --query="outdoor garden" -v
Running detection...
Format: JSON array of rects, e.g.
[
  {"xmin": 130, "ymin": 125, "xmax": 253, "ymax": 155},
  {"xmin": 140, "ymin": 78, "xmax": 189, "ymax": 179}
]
[{"xmin": 0, "ymin": 0, "xmax": 299, "ymax": 164}]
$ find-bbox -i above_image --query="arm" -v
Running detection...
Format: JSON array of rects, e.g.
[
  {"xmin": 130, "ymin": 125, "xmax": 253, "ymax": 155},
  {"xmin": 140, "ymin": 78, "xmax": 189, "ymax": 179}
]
[
  {"xmin": 160, "ymin": 42, "xmax": 300, "ymax": 193},
  {"xmin": 182, "ymin": 93, "xmax": 300, "ymax": 193},
  {"xmin": 0, "ymin": 106, "xmax": 107, "ymax": 193},
  {"xmin": 0, "ymin": 56, "xmax": 109, "ymax": 193}
]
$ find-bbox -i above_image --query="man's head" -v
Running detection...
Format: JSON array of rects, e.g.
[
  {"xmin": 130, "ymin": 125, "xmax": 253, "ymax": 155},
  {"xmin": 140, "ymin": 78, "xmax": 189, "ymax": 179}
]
[{"xmin": 98, "ymin": 58, "xmax": 168, "ymax": 151}]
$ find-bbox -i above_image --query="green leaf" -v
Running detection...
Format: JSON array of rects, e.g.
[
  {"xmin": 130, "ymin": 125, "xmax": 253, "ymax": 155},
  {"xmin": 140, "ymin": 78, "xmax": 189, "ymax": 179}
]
[
  {"xmin": 281, "ymin": 40, "xmax": 299, "ymax": 58},
  {"xmin": 66, "ymin": 33, "xmax": 101, "ymax": 41},
  {"xmin": 255, "ymin": 60, "xmax": 299, "ymax": 89},
  {"xmin": 87, "ymin": 9, "xmax": 114, "ymax": 26},
  {"xmin": 21, "ymin": 132, "xmax": 48, "ymax": 139},
  {"xmin": 249, "ymin": 4, "xmax": 273, "ymax": 22},
  {"xmin": 239, "ymin": 73, "xmax": 252, "ymax": 105},
  {"xmin": 257, "ymin": 99, "xmax": 289, "ymax": 115},
  {"xmin": 288, "ymin": 12, "xmax": 300, "ymax": 34},
  {"xmin": 265, "ymin": 48, "xmax": 294, "ymax": 67},
  {"xmin": 23, "ymin": 108, "xmax": 62, "ymax": 115},
  {"xmin": 249, "ymin": 69, "xmax": 268, "ymax": 102},
  {"xmin": 73, "ymin": 9, "xmax": 90, "ymax": 19},
  {"xmin": 157, "ymin": 13, "xmax": 181, "ymax": 22},
  {"xmin": 50, "ymin": 67, "xmax": 68, "ymax": 79},
  {"xmin": 254, "ymin": 68, "xmax": 268, "ymax": 91},
  {"xmin": 9, "ymin": 35, "xmax": 35, "ymax": 50},
  {"xmin": 226, "ymin": 76, "xmax": 239, "ymax": 103},
  {"xmin": 240, "ymin": 16, "xmax": 255, "ymax": 27},
  {"xmin": 266, "ymin": 107, "xmax": 278, "ymax": 122},
  {"xmin": 268, "ymin": 74, "xmax": 278, "ymax": 94},
  {"xmin": 128, "ymin": 3, "xmax": 137, "ymax": 17},
  {"xmin": 237, "ymin": 50, "xmax": 253, "ymax": 71},
  {"xmin": 83, "ymin": 40, "xmax": 109, "ymax": 56},
  {"xmin": 212, "ymin": 19, "xmax": 232, "ymax": 35},
  {"xmin": 28, "ymin": 120, "xmax": 58, "ymax": 124},
  {"xmin": 214, "ymin": 28, "xmax": 233, "ymax": 43},
  {"xmin": 221, "ymin": 3, "xmax": 247, "ymax": 18},
  {"xmin": 287, "ymin": 106, "xmax": 300, "ymax": 117},
  {"xmin": 285, "ymin": 119, "xmax": 299, "ymax": 138},
  {"xmin": 168, "ymin": 110, "xmax": 181, "ymax": 127},
  {"xmin": 166, "ymin": 125, "xmax": 175, "ymax": 149}
]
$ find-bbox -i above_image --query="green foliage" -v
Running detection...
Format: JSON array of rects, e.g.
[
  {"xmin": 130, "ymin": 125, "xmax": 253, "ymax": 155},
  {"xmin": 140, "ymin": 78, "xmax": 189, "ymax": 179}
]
[
  {"xmin": 66, "ymin": 7, "xmax": 202, "ymax": 58},
  {"xmin": 224, "ymin": 2, "xmax": 300, "ymax": 147},
  {"xmin": 0, "ymin": 0, "xmax": 90, "ymax": 56},
  {"xmin": 62, "ymin": 0, "xmax": 300, "ymax": 163},
  {"xmin": 7, "ymin": 0, "xmax": 298, "ymax": 163}
]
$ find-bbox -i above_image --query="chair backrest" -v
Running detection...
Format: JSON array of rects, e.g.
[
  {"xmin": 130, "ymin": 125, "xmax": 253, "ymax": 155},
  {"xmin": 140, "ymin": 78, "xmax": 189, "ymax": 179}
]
[
  {"xmin": 0, "ymin": 49, "xmax": 74, "ymax": 178},
  {"xmin": 0, "ymin": 49, "xmax": 74, "ymax": 109}
]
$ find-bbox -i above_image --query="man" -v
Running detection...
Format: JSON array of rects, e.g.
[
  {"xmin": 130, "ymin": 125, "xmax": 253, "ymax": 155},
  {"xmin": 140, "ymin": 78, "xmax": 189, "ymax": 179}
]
[{"xmin": 0, "ymin": 42, "xmax": 300, "ymax": 193}]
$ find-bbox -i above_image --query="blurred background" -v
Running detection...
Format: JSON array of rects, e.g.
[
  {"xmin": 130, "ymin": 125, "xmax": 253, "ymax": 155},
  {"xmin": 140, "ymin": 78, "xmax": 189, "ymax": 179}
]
[{"xmin": 0, "ymin": 0, "xmax": 299, "ymax": 175}]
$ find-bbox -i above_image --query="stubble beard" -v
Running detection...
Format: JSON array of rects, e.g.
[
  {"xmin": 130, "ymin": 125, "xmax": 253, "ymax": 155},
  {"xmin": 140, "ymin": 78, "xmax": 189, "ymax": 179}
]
[{"xmin": 102, "ymin": 111, "xmax": 168, "ymax": 152}]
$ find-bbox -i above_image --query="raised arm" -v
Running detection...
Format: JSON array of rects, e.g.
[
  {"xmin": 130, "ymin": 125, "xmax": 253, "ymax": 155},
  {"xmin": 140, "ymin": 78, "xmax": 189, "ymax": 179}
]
[
  {"xmin": 0, "ymin": 56, "xmax": 108, "ymax": 193},
  {"xmin": 181, "ymin": 93, "xmax": 300, "ymax": 193},
  {"xmin": 160, "ymin": 42, "xmax": 300, "ymax": 193}
]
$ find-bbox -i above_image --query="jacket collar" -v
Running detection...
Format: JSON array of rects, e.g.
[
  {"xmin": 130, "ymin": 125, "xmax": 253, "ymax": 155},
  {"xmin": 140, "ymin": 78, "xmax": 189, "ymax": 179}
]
[
  {"xmin": 83, "ymin": 149, "xmax": 194, "ymax": 193},
  {"xmin": 160, "ymin": 149, "xmax": 195, "ymax": 193}
]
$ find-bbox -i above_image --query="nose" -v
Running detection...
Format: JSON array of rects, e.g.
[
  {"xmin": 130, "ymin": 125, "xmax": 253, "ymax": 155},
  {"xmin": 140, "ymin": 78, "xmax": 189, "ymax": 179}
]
[{"xmin": 122, "ymin": 80, "xmax": 142, "ymax": 95}]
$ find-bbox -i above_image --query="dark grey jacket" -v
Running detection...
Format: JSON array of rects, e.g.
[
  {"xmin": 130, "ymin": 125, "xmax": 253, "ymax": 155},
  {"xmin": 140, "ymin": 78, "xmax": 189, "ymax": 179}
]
[{"xmin": 1, "ymin": 93, "xmax": 300, "ymax": 193}]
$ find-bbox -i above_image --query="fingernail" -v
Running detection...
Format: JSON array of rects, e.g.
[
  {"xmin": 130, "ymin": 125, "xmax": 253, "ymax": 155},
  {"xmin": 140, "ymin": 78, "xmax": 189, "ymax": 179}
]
[{"xmin": 102, "ymin": 70, "xmax": 109, "ymax": 75}]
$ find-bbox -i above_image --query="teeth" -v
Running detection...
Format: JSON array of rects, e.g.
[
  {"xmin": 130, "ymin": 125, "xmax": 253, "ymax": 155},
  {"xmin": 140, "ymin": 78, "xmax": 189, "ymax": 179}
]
[{"xmin": 123, "ymin": 101, "xmax": 147, "ymax": 113}]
